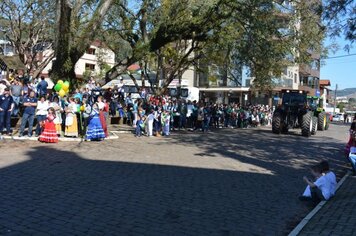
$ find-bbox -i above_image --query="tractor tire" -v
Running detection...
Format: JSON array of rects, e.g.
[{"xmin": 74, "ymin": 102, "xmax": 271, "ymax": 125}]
[
  {"xmin": 272, "ymin": 112, "xmax": 282, "ymax": 134},
  {"xmin": 318, "ymin": 112, "xmax": 327, "ymax": 131},
  {"xmin": 325, "ymin": 114, "xmax": 330, "ymax": 130},
  {"xmin": 311, "ymin": 116, "xmax": 317, "ymax": 135},
  {"xmin": 302, "ymin": 112, "xmax": 313, "ymax": 137}
]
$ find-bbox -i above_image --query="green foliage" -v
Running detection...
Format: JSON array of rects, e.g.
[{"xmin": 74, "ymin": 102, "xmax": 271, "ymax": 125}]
[
  {"xmin": 349, "ymin": 98, "xmax": 356, "ymax": 104},
  {"xmin": 337, "ymin": 102, "xmax": 345, "ymax": 112}
]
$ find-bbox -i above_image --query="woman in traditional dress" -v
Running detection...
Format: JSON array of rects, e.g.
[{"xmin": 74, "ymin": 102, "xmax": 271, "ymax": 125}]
[
  {"xmin": 39, "ymin": 108, "xmax": 58, "ymax": 143},
  {"xmin": 97, "ymin": 96, "xmax": 108, "ymax": 137},
  {"xmin": 50, "ymin": 96, "xmax": 63, "ymax": 136},
  {"xmin": 85, "ymin": 103, "xmax": 105, "ymax": 141},
  {"xmin": 64, "ymin": 97, "xmax": 78, "ymax": 137}
]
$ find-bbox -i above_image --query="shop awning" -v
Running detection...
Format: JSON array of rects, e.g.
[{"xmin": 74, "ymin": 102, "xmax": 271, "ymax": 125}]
[{"xmin": 199, "ymin": 87, "xmax": 250, "ymax": 92}]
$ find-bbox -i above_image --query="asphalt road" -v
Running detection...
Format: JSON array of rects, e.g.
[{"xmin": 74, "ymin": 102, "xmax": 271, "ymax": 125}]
[{"xmin": 0, "ymin": 123, "xmax": 351, "ymax": 235}]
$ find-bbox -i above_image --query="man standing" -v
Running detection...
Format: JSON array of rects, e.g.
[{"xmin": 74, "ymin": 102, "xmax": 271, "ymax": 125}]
[
  {"xmin": 10, "ymin": 79, "xmax": 23, "ymax": 116},
  {"xmin": 0, "ymin": 88, "xmax": 14, "ymax": 135},
  {"xmin": 36, "ymin": 76, "xmax": 48, "ymax": 97},
  {"xmin": 19, "ymin": 91, "xmax": 37, "ymax": 137}
]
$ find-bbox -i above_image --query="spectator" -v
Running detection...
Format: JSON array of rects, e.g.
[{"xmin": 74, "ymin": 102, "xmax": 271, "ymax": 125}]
[
  {"xmin": 300, "ymin": 164, "xmax": 334, "ymax": 204},
  {"xmin": 0, "ymin": 80, "xmax": 7, "ymax": 95},
  {"xmin": 36, "ymin": 76, "xmax": 48, "ymax": 97},
  {"xmin": 10, "ymin": 79, "xmax": 23, "ymax": 117},
  {"xmin": 0, "ymin": 88, "xmax": 14, "ymax": 135},
  {"xmin": 35, "ymin": 96, "xmax": 49, "ymax": 136},
  {"xmin": 19, "ymin": 91, "xmax": 37, "ymax": 137},
  {"xmin": 38, "ymin": 107, "xmax": 58, "ymax": 143}
]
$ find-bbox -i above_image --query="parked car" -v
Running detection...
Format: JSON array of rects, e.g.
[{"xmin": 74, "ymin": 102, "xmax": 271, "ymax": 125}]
[{"xmin": 332, "ymin": 113, "xmax": 344, "ymax": 122}]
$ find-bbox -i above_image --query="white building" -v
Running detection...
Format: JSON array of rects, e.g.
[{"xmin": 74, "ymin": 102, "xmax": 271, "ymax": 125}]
[
  {"xmin": 0, "ymin": 40, "xmax": 14, "ymax": 56},
  {"xmin": 41, "ymin": 40, "xmax": 115, "ymax": 79}
]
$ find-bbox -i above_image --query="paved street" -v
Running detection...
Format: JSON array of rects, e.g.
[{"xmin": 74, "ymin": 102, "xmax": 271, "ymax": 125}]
[{"xmin": 0, "ymin": 123, "xmax": 350, "ymax": 235}]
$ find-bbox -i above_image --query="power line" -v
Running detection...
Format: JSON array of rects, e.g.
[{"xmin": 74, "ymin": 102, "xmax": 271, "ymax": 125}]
[{"xmin": 323, "ymin": 53, "xmax": 356, "ymax": 59}]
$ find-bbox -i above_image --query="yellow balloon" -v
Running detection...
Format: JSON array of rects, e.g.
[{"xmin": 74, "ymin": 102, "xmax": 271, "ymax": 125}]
[
  {"xmin": 57, "ymin": 80, "xmax": 64, "ymax": 85},
  {"xmin": 58, "ymin": 89, "xmax": 66, "ymax": 97},
  {"xmin": 80, "ymin": 105, "xmax": 85, "ymax": 112},
  {"xmin": 62, "ymin": 83, "xmax": 69, "ymax": 91}
]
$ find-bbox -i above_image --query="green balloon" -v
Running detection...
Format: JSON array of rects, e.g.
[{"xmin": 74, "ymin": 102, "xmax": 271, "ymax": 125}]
[{"xmin": 54, "ymin": 83, "xmax": 62, "ymax": 92}]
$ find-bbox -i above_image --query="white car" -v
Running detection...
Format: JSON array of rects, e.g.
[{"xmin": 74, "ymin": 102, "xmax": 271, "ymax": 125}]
[{"xmin": 332, "ymin": 114, "xmax": 344, "ymax": 122}]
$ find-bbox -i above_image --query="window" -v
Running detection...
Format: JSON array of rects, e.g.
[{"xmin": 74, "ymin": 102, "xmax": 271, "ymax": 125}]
[
  {"xmin": 86, "ymin": 48, "xmax": 96, "ymax": 55},
  {"xmin": 294, "ymin": 73, "xmax": 297, "ymax": 83},
  {"xmin": 85, "ymin": 63, "xmax": 95, "ymax": 71}
]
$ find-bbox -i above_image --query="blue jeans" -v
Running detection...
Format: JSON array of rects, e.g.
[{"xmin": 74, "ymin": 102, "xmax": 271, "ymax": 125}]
[
  {"xmin": 36, "ymin": 115, "xmax": 47, "ymax": 135},
  {"xmin": 203, "ymin": 116, "xmax": 211, "ymax": 132},
  {"xmin": 135, "ymin": 120, "xmax": 143, "ymax": 136},
  {"xmin": 179, "ymin": 116, "xmax": 187, "ymax": 129},
  {"xmin": 11, "ymin": 96, "xmax": 21, "ymax": 116},
  {"xmin": 0, "ymin": 111, "xmax": 11, "ymax": 133},
  {"xmin": 20, "ymin": 113, "xmax": 35, "ymax": 136},
  {"xmin": 349, "ymin": 153, "xmax": 356, "ymax": 173}
]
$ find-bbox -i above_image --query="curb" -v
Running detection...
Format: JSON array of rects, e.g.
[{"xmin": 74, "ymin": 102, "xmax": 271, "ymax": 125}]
[
  {"xmin": 288, "ymin": 170, "xmax": 352, "ymax": 236},
  {"xmin": 0, "ymin": 134, "xmax": 119, "ymax": 142}
]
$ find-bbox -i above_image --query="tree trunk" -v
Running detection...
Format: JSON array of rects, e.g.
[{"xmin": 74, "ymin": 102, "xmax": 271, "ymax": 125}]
[{"xmin": 51, "ymin": 0, "xmax": 73, "ymax": 83}]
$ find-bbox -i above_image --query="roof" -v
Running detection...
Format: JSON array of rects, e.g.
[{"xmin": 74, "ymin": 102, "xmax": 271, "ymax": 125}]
[
  {"xmin": 320, "ymin": 80, "xmax": 331, "ymax": 86},
  {"xmin": 0, "ymin": 55, "xmax": 26, "ymax": 70}
]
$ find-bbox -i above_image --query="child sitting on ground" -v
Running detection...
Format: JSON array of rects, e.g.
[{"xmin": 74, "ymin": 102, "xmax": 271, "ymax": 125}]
[
  {"xmin": 320, "ymin": 160, "xmax": 337, "ymax": 197},
  {"xmin": 299, "ymin": 163, "xmax": 333, "ymax": 204}
]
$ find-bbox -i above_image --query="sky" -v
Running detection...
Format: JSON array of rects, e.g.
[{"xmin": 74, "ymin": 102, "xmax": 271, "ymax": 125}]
[{"xmin": 321, "ymin": 37, "xmax": 356, "ymax": 90}]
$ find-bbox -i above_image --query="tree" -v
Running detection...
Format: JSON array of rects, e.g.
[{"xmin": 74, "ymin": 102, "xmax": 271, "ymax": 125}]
[
  {"xmin": 51, "ymin": 0, "xmax": 114, "ymax": 88},
  {"xmin": 323, "ymin": 0, "xmax": 355, "ymax": 45},
  {"xmin": 0, "ymin": 0, "xmax": 56, "ymax": 77},
  {"xmin": 103, "ymin": 0, "xmax": 325, "ymax": 94}
]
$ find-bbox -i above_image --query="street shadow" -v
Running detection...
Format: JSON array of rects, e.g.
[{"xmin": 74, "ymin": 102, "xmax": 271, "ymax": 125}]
[{"xmin": 0, "ymin": 145, "xmax": 325, "ymax": 236}]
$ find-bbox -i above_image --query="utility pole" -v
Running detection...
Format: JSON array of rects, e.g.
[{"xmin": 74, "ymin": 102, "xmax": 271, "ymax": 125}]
[{"xmin": 333, "ymin": 83, "xmax": 338, "ymax": 114}]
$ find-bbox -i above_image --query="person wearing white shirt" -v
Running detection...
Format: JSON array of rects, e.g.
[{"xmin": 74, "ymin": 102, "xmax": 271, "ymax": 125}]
[
  {"xmin": 301, "ymin": 163, "xmax": 334, "ymax": 203},
  {"xmin": 146, "ymin": 110, "xmax": 155, "ymax": 137},
  {"xmin": 320, "ymin": 160, "xmax": 337, "ymax": 197},
  {"xmin": 35, "ymin": 96, "xmax": 49, "ymax": 136}
]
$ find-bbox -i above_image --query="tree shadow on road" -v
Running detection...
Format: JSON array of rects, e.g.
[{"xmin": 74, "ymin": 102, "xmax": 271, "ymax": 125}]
[{"xmin": 0, "ymin": 144, "xmax": 324, "ymax": 236}]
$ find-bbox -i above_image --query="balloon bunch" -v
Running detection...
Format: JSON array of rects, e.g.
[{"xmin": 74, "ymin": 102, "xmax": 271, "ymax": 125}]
[{"xmin": 54, "ymin": 80, "xmax": 70, "ymax": 97}]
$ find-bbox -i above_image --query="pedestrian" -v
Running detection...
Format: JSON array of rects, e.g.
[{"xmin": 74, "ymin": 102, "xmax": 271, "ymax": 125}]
[
  {"xmin": 97, "ymin": 96, "xmax": 108, "ymax": 137},
  {"xmin": 135, "ymin": 108, "xmax": 144, "ymax": 137},
  {"xmin": 319, "ymin": 160, "xmax": 337, "ymax": 196},
  {"xmin": 345, "ymin": 121, "xmax": 356, "ymax": 156},
  {"xmin": 36, "ymin": 76, "xmax": 48, "ymax": 97},
  {"xmin": 161, "ymin": 110, "xmax": 171, "ymax": 136},
  {"xmin": 64, "ymin": 97, "xmax": 78, "ymax": 137},
  {"xmin": 10, "ymin": 79, "xmax": 23, "ymax": 117},
  {"xmin": 299, "ymin": 164, "xmax": 333, "ymax": 204},
  {"xmin": 50, "ymin": 96, "xmax": 63, "ymax": 136},
  {"xmin": 39, "ymin": 107, "xmax": 58, "ymax": 143},
  {"xmin": 85, "ymin": 103, "xmax": 105, "ymax": 141},
  {"xmin": 146, "ymin": 109, "xmax": 154, "ymax": 137},
  {"xmin": 35, "ymin": 95, "xmax": 49, "ymax": 136},
  {"xmin": 19, "ymin": 91, "xmax": 37, "ymax": 137},
  {"xmin": 0, "ymin": 88, "xmax": 14, "ymax": 135}
]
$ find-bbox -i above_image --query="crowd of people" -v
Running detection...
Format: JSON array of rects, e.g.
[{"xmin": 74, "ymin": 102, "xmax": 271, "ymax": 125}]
[
  {"xmin": 0, "ymin": 75, "xmax": 277, "ymax": 142},
  {"xmin": 117, "ymin": 94, "xmax": 274, "ymax": 137},
  {"xmin": 0, "ymin": 76, "xmax": 109, "ymax": 142}
]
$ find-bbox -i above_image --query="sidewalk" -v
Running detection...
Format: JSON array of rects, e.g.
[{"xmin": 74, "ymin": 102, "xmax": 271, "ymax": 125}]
[{"xmin": 297, "ymin": 174, "xmax": 356, "ymax": 235}]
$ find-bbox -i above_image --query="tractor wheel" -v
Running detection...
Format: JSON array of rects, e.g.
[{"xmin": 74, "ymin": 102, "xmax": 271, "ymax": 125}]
[
  {"xmin": 318, "ymin": 112, "xmax": 327, "ymax": 131},
  {"xmin": 325, "ymin": 114, "xmax": 330, "ymax": 130},
  {"xmin": 272, "ymin": 112, "xmax": 282, "ymax": 134},
  {"xmin": 311, "ymin": 116, "xmax": 317, "ymax": 135},
  {"xmin": 302, "ymin": 112, "xmax": 313, "ymax": 137}
]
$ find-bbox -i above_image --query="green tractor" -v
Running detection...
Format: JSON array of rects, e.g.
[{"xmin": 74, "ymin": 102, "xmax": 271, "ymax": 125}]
[
  {"xmin": 307, "ymin": 96, "xmax": 329, "ymax": 131},
  {"xmin": 272, "ymin": 90, "xmax": 316, "ymax": 137}
]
